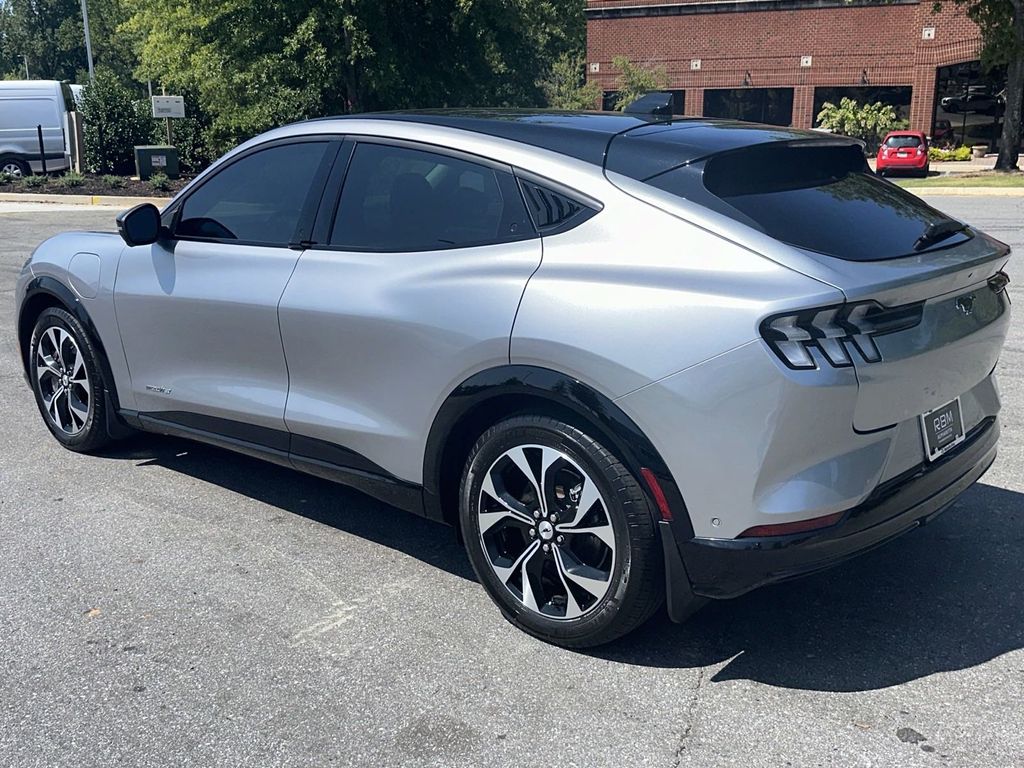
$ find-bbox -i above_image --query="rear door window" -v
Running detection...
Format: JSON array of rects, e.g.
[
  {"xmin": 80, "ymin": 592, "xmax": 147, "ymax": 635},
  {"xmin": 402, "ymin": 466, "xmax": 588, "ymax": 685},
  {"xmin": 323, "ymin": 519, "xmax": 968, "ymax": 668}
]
[
  {"xmin": 330, "ymin": 142, "xmax": 534, "ymax": 252},
  {"xmin": 646, "ymin": 143, "xmax": 967, "ymax": 261}
]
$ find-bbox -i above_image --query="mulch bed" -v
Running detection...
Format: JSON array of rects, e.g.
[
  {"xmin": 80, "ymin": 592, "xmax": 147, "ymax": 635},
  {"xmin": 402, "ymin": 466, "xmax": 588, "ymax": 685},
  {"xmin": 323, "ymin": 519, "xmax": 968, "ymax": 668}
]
[{"xmin": 0, "ymin": 174, "xmax": 190, "ymax": 197}]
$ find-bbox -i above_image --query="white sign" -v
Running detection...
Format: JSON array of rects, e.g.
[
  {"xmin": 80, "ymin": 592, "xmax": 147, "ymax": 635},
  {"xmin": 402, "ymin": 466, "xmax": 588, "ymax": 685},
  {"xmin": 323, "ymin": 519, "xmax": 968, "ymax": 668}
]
[
  {"xmin": 800, "ymin": 55, "xmax": 813, "ymax": 68},
  {"xmin": 690, "ymin": 58, "xmax": 701, "ymax": 71},
  {"xmin": 922, "ymin": 26, "xmax": 936, "ymax": 40},
  {"xmin": 151, "ymin": 154, "xmax": 167, "ymax": 167},
  {"xmin": 589, "ymin": 62, "xmax": 600, "ymax": 74},
  {"xmin": 151, "ymin": 96, "xmax": 185, "ymax": 119}
]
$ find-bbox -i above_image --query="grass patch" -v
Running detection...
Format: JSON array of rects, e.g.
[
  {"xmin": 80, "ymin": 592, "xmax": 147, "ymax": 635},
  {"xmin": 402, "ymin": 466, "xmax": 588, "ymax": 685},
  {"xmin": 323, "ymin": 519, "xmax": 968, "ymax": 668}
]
[{"xmin": 895, "ymin": 172, "xmax": 1024, "ymax": 188}]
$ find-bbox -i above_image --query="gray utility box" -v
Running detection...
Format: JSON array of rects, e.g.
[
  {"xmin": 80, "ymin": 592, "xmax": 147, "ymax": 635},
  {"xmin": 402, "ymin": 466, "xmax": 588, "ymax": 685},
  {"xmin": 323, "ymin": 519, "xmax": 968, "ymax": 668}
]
[{"xmin": 134, "ymin": 145, "xmax": 179, "ymax": 180}]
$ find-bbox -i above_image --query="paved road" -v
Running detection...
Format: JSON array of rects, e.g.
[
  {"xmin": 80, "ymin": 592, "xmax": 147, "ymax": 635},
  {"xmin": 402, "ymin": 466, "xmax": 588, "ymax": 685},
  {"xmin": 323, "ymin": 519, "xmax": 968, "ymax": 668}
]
[{"xmin": 1, "ymin": 198, "xmax": 1022, "ymax": 768}]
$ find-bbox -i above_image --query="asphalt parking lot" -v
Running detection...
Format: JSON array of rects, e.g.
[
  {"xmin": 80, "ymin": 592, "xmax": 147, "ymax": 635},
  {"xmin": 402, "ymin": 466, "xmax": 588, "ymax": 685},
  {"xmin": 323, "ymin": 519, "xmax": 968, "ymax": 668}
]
[{"xmin": 1, "ymin": 197, "xmax": 1022, "ymax": 768}]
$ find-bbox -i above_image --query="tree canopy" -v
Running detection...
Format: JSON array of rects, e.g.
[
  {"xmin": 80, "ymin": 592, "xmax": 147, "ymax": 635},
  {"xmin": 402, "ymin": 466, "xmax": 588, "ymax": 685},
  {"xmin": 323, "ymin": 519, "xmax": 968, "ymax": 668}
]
[
  {"xmin": 123, "ymin": 0, "xmax": 586, "ymax": 153},
  {"xmin": 941, "ymin": 0, "xmax": 1024, "ymax": 169}
]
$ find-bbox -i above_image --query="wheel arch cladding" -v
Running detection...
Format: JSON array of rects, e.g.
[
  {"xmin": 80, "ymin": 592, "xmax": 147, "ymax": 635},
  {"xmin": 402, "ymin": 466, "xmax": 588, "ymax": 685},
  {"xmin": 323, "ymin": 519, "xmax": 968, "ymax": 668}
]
[
  {"xmin": 19, "ymin": 277, "xmax": 126, "ymax": 422},
  {"xmin": 422, "ymin": 365, "xmax": 695, "ymax": 541}
]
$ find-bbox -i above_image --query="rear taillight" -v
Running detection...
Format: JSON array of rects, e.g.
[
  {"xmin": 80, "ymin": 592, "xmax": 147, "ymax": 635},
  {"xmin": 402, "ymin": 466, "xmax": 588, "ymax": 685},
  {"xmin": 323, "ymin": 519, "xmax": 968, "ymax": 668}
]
[{"xmin": 760, "ymin": 301, "xmax": 923, "ymax": 370}]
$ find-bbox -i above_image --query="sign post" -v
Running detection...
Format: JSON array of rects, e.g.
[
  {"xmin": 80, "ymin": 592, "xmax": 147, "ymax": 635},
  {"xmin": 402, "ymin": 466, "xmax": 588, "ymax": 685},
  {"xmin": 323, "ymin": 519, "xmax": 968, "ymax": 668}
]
[{"xmin": 151, "ymin": 96, "xmax": 186, "ymax": 145}]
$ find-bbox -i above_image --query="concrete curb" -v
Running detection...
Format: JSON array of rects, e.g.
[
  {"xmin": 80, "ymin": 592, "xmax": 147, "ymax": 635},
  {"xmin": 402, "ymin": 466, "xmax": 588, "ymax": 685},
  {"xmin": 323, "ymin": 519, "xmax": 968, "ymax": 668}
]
[
  {"xmin": 903, "ymin": 186, "xmax": 1024, "ymax": 197},
  {"xmin": 0, "ymin": 192, "xmax": 167, "ymax": 207}
]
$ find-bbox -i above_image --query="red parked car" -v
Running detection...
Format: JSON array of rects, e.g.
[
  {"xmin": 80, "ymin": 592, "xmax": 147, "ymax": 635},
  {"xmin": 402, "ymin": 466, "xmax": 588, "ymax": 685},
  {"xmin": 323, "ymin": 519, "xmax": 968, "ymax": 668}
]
[{"xmin": 876, "ymin": 131, "xmax": 930, "ymax": 177}]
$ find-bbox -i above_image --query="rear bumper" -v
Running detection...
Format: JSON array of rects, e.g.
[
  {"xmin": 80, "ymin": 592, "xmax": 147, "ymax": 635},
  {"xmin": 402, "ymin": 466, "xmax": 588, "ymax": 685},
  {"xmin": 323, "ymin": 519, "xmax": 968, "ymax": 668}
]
[
  {"xmin": 877, "ymin": 156, "xmax": 928, "ymax": 171},
  {"xmin": 674, "ymin": 416, "xmax": 998, "ymax": 600}
]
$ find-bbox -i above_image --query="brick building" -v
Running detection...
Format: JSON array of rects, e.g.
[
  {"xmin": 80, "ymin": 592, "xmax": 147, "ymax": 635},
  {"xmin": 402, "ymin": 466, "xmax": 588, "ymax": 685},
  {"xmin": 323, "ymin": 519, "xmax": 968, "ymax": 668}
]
[{"xmin": 586, "ymin": 0, "xmax": 1012, "ymax": 147}]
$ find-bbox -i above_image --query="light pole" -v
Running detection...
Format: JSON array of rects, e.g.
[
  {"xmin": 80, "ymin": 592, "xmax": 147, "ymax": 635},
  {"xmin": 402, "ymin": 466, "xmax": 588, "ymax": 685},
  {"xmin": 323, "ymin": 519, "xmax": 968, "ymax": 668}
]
[{"xmin": 80, "ymin": 0, "xmax": 95, "ymax": 82}]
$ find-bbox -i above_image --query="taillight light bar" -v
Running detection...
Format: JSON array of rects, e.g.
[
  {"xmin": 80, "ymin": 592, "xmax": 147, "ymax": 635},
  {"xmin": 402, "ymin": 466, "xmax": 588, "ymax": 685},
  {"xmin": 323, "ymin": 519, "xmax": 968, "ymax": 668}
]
[{"xmin": 760, "ymin": 301, "xmax": 923, "ymax": 370}]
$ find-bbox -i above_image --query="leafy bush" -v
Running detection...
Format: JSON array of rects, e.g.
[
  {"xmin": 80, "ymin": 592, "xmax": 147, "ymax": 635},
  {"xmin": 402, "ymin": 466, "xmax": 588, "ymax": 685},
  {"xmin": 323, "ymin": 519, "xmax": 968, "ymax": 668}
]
[
  {"xmin": 543, "ymin": 53, "xmax": 602, "ymax": 110},
  {"xmin": 609, "ymin": 57, "xmax": 668, "ymax": 111},
  {"xmin": 18, "ymin": 174, "xmax": 48, "ymax": 189},
  {"xmin": 929, "ymin": 145, "xmax": 973, "ymax": 161},
  {"xmin": 0, "ymin": 171, "xmax": 14, "ymax": 185},
  {"xmin": 148, "ymin": 172, "xmax": 171, "ymax": 192},
  {"xmin": 82, "ymin": 69, "xmax": 157, "ymax": 175},
  {"xmin": 816, "ymin": 98, "xmax": 907, "ymax": 152},
  {"xmin": 53, "ymin": 171, "xmax": 86, "ymax": 189},
  {"xmin": 101, "ymin": 174, "xmax": 127, "ymax": 188}
]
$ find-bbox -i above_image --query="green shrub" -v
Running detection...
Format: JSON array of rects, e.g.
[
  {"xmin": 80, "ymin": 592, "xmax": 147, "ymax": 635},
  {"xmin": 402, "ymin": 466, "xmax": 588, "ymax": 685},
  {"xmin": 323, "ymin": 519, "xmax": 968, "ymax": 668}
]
[
  {"xmin": 816, "ymin": 98, "xmax": 907, "ymax": 152},
  {"xmin": 0, "ymin": 171, "xmax": 14, "ymax": 185},
  {"xmin": 101, "ymin": 174, "xmax": 127, "ymax": 188},
  {"xmin": 18, "ymin": 174, "xmax": 48, "ymax": 189},
  {"xmin": 82, "ymin": 68, "xmax": 157, "ymax": 175},
  {"xmin": 148, "ymin": 172, "xmax": 171, "ymax": 192},
  {"xmin": 53, "ymin": 171, "xmax": 86, "ymax": 189},
  {"xmin": 928, "ymin": 145, "xmax": 973, "ymax": 161}
]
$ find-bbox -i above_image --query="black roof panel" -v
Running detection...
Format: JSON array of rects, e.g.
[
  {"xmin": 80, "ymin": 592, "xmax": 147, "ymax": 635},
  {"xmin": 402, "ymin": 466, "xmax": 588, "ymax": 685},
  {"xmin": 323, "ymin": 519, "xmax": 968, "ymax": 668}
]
[
  {"xmin": 325, "ymin": 110, "xmax": 857, "ymax": 179},
  {"xmin": 361, "ymin": 109, "xmax": 656, "ymax": 166}
]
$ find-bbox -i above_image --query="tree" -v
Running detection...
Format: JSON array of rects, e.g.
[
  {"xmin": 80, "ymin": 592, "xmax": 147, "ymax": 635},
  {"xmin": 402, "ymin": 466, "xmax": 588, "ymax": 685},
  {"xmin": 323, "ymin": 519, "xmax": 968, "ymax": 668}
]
[
  {"xmin": 0, "ymin": 0, "xmax": 85, "ymax": 81},
  {"xmin": 816, "ymin": 98, "xmax": 907, "ymax": 151},
  {"xmin": 0, "ymin": 0, "xmax": 138, "ymax": 83},
  {"xmin": 608, "ymin": 56, "xmax": 667, "ymax": 111},
  {"xmin": 542, "ymin": 52, "xmax": 601, "ymax": 110},
  {"xmin": 124, "ymin": 0, "xmax": 586, "ymax": 154},
  {"xmin": 939, "ymin": 0, "xmax": 1024, "ymax": 170},
  {"xmin": 81, "ymin": 67, "xmax": 156, "ymax": 173}
]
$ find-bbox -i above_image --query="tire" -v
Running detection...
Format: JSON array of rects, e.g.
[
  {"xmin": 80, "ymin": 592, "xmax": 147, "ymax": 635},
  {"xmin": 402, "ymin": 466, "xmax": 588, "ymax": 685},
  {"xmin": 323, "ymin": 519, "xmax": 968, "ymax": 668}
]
[
  {"xmin": 459, "ymin": 415, "xmax": 664, "ymax": 647},
  {"xmin": 29, "ymin": 307, "xmax": 113, "ymax": 452},
  {"xmin": 0, "ymin": 156, "xmax": 31, "ymax": 178}
]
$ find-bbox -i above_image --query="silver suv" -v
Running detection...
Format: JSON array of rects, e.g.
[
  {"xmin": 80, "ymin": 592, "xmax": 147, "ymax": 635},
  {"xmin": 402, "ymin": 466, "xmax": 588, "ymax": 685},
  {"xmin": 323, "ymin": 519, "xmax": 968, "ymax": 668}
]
[{"xmin": 15, "ymin": 111, "xmax": 1011, "ymax": 647}]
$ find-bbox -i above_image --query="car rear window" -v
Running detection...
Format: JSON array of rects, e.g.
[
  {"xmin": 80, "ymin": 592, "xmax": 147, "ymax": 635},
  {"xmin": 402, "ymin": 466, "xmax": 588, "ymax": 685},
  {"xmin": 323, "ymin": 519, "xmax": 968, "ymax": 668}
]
[
  {"xmin": 884, "ymin": 135, "xmax": 923, "ymax": 148},
  {"xmin": 645, "ymin": 142, "xmax": 967, "ymax": 261}
]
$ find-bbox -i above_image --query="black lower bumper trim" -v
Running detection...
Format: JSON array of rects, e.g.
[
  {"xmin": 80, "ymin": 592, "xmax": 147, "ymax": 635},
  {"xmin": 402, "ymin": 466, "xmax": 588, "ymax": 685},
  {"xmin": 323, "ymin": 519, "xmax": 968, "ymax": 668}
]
[{"xmin": 678, "ymin": 417, "xmax": 999, "ymax": 600}]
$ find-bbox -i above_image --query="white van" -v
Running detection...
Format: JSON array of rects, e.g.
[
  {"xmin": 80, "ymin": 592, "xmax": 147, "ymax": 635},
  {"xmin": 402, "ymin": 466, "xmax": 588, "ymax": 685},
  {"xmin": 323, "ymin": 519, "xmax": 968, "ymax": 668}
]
[{"xmin": 0, "ymin": 80, "xmax": 75, "ymax": 177}]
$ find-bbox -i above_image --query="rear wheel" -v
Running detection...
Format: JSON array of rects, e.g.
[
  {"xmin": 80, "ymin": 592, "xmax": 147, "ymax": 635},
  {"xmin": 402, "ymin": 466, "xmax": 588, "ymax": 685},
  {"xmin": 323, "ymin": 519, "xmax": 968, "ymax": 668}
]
[
  {"xmin": 29, "ymin": 307, "xmax": 112, "ymax": 452},
  {"xmin": 0, "ymin": 157, "xmax": 30, "ymax": 178},
  {"xmin": 459, "ymin": 415, "xmax": 663, "ymax": 647}
]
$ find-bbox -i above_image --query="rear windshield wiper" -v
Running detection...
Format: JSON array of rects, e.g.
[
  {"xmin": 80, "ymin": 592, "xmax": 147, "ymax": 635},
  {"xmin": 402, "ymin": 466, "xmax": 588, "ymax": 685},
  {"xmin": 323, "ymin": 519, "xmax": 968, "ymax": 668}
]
[{"xmin": 914, "ymin": 220, "xmax": 967, "ymax": 251}]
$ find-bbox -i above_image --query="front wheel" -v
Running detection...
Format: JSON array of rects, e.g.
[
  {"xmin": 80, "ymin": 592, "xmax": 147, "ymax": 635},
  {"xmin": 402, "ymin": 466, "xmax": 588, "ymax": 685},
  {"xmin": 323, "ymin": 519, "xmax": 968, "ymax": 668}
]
[
  {"xmin": 29, "ymin": 307, "xmax": 113, "ymax": 452},
  {"xmin": 459, "ymin": 415, "xmax": 664, "ymax": 647}
]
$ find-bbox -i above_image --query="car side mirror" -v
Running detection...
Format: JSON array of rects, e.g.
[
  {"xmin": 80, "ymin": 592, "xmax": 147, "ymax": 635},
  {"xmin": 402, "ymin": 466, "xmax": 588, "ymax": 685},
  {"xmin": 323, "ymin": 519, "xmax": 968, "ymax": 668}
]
[{"xmin": 116, "ymin": 203, "xmax": 161, "ymax": 246}]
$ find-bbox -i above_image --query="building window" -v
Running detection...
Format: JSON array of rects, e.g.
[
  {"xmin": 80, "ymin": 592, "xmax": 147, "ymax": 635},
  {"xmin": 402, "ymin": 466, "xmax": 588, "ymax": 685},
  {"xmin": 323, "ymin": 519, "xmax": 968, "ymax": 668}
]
[
  {"xmin": 703, "ymin": 88, "xmax": 794, "ymax": 126},
  {"xmin": 812, "ymin": 87, "xmax": 912, "ymax": 125},
  {"xmin": 933, "ymin": 61, "xmax": 1015, "ymax": 150},
  {"xmin": 602, "ymin": 89, "xmax": 684, "ymax": 114}
]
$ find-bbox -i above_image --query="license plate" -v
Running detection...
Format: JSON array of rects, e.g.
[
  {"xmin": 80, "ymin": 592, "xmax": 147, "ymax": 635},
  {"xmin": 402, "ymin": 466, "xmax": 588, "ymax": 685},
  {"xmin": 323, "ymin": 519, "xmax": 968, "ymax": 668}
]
[{"xmin": 920, "ymin": 397, "xmax": 965, "ymax": 461}]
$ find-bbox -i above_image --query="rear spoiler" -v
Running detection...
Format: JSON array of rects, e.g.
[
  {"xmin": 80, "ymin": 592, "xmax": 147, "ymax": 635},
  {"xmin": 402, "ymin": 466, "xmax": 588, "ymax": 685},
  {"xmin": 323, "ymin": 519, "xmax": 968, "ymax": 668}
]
[{"xmin": 623, "ymin": 92, "xmax": 676, "ymax": 119}]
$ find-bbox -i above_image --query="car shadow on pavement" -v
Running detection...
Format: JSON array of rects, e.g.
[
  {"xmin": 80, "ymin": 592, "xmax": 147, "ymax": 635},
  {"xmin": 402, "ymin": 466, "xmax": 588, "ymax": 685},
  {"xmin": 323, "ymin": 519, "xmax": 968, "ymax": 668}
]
[
  {"xmin": 597, "ymin": 481, "xmax": 1024, "ymax": 691},
  {"xmin": 102, "ymin": 436, "xmax": 1023, "ymax": 693},
  {"xmin": 100, "ymin": 434, "xmax": 478, "ymax": 583}
]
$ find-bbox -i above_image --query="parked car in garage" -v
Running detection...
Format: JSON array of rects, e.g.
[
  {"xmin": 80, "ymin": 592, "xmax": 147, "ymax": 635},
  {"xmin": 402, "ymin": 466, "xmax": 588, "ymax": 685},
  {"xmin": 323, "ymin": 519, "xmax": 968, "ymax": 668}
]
[
  {"xmin": 876, "ymin": 130, "xmax": 930, "ymax": 177},
  {"xmin": 0, "ymin": 80, "xmax": 75, "ymax": 177},
  {"xmin": 15, "ymin": 110, "xmax": 1011, "ymax": 646},
  {"xmin": 940, "ymin": 87, "xmax": 1005, "ymax": 116}
]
